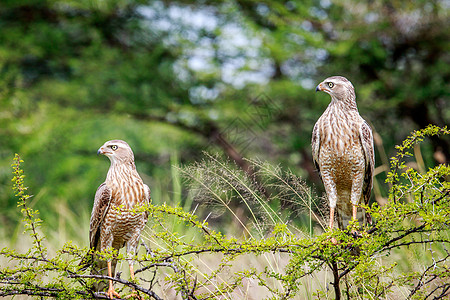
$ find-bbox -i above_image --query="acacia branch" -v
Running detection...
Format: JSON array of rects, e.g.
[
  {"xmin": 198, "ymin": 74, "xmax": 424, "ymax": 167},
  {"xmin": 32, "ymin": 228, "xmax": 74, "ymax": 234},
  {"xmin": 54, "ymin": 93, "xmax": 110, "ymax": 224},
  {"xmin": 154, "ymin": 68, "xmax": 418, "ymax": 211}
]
[
  {"xmin": 383, "ymin": 239, "xmax": 450, "ymax": 252},
  {"xmin": 408, "ymin": 252, "xmax": 450, "ymax": 299},
  {"xmin": 68, "ymin": 274, "xmax": 163, "ymax": 300},
  {"xmin": 0, "ymin": 284, "xmax": 105, "ymax": 299}
]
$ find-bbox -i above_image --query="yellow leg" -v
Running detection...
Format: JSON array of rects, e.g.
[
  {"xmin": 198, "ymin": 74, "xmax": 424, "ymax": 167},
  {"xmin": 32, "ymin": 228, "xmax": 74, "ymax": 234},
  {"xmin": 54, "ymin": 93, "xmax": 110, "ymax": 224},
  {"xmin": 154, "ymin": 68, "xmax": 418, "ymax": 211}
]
[
  {"xmin": 351, "ymin": 205, "xmax": 362, "ymax": 238},
  {"xmin": 124, "ymin": 264, "xmax": 141, "ymax": 299},
  {"xmin": 329, "ymin": 207, "xmax": 337, "ymax": 244},
  {"xmin": 107, "ymin": 261, "xmax": 121, "ymax": 299},
  {"xmin": 129, "ymin": 264, "xmax": 135, "ymax": 280},
  {"xmin": 329, "ymin": 206, "xmax": 335, "ymax": 229}
]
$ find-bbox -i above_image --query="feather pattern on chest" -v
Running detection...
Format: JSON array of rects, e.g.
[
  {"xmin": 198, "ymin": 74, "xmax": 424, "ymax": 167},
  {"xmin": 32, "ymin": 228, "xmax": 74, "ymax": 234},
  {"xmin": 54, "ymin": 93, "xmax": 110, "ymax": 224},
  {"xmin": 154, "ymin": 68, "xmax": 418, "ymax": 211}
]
[
  {"xmin": 317, "ymin": 102, "xmax": 361, "ymax": 154},
  {"xmin": 106, "ymin": 163, "xmax": 147, "ymax": 209}
]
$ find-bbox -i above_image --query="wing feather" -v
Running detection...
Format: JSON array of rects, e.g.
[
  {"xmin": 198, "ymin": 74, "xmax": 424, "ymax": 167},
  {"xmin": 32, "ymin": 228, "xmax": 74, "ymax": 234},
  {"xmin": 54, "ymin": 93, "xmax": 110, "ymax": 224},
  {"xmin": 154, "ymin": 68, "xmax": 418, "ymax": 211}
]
[
  {"xmin": 311, "ymin": 122, "xmax": 322, "ymax": 179},
  {"xmin": 359, "ymin": 121, "xmax": 375, "ymax": 205},
  {"xmin": 143, "ymin": 183, "xmax": 151, "ymax": 220},
  {"xmin": 89, "ymin": 183, "xmax": 112, "ymax": 249}
]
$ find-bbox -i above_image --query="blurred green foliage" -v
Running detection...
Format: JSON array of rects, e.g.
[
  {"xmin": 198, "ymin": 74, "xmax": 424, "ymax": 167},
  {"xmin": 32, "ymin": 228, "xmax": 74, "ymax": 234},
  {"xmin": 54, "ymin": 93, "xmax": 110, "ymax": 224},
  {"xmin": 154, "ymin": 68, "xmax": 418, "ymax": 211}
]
[{"xmin": 0, "ymin": 0, "xmax": 448, "ymax": 240}]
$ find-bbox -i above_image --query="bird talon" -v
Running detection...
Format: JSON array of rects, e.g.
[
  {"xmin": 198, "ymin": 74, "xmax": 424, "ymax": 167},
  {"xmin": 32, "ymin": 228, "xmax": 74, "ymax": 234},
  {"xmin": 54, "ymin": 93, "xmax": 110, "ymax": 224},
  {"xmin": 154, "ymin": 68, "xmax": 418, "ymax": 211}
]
[
  {"xmin": 351, "ymin": 230, "xmax": 362, "ymax": 238},
  {"xmin": 124, "ymin": 292, "xmax": 142, "ymax": 299},
  {"xmin": 107, "ymin": 287, "xmax": 121, "ymax": 299}
]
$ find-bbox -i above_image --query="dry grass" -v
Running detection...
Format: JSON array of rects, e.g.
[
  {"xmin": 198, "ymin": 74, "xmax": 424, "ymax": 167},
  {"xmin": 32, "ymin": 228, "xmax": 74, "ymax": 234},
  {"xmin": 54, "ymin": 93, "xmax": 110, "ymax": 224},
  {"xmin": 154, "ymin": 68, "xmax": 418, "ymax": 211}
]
[{"xmin": 2, "ymin": 136, "xmax": 448, "ymax": 299}]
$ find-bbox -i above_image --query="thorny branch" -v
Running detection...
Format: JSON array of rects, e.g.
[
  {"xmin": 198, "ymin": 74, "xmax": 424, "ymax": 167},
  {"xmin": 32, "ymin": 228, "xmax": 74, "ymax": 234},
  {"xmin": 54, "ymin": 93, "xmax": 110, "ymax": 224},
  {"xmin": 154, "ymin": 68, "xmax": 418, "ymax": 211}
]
[
  {"xmin": 68, "ymin": 274, "xmax": 163, "ymax": 300},
  {"xmin": 2, "ymin": 127, "xmax": 450, "ymax": 299},
  {"xmin": 408, "ymin": 252, "xmax": 450, "ymax": 298}
]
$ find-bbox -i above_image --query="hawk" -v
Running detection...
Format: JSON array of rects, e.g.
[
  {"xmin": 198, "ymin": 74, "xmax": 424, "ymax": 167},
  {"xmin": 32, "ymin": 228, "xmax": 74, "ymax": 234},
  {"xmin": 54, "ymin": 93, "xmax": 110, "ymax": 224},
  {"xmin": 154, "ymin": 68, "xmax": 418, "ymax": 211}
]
[
  {"xmin": 312, "ymin": 76, "xmax": 374, "ymax": 236},
  {"xmin": 89, "ymin": 140, "xmax": 150, "ymax": 299}
]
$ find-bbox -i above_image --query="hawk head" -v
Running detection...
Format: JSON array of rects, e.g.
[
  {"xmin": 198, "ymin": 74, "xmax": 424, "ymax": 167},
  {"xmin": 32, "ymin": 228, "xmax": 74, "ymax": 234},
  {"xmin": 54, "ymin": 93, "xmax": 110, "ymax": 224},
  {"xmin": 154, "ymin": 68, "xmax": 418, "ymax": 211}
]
[
  {"xmin": 315, "ymin": 76, "xmax": 355, "ymax": 103},
  {"xmin": 97, "ymin": 140, "xmax": 135, "ymax": 164}
]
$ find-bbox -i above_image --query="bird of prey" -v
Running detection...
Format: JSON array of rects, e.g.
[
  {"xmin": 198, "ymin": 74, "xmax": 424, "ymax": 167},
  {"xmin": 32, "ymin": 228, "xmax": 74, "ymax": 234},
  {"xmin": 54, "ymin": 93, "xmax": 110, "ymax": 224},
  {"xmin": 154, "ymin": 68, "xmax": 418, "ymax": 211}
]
[
  {"xmin": 312, "ymin": 76, "xmax": 374, "ymax": 236},
  {"xmin": 89, "ymin": 140, "xmax": 150, "ymax": 299}
]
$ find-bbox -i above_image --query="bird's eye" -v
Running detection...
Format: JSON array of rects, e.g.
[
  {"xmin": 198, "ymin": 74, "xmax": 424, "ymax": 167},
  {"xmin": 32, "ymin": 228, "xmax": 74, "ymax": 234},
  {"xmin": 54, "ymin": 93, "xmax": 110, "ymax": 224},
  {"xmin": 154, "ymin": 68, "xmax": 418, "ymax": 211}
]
[
  {"xmin": 327, "ymin": 82, "xmax": 334, "ymax": 88},
  {"xmin": 111, "ymin": 145, "xmax": 118, "ymax": 151}
]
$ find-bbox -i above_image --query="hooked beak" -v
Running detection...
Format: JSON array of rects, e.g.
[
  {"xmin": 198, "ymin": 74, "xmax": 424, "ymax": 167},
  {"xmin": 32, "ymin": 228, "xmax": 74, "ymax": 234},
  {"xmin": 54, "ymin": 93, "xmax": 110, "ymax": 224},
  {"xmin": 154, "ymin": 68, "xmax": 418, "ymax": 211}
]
[
  {"xmin": 315, "ymin": 82, "xmax": 323, "ymax": 92},
  {"xmin": 97, "ymin": 146, "xmax": 108, "ymax": 155}
]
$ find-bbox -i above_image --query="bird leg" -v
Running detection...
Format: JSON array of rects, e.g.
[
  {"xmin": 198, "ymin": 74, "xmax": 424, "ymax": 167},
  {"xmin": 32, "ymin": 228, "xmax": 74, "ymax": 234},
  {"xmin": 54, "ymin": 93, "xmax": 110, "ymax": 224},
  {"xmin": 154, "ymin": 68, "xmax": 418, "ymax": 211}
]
[
  {"xmin": 329, "ymin": 207, "xmax": 337, "ymax": 244},
  {"xmin": 107, "ymin": 261, "xmax": 121, "ymax": 299},
  {"xmin": 351, "ymin": 205, "xmax": 362, "ymax": 238},
  {"xmin": 124, "ymin": 264, "xmax": 142, "ymax": 299},
  {"xmin": 329, "ymin": 206, "xmax": 335, "ymax": 229},
  {"xmin": 130, "ymin": 264, "xmax": 135, "ymax": 280}
]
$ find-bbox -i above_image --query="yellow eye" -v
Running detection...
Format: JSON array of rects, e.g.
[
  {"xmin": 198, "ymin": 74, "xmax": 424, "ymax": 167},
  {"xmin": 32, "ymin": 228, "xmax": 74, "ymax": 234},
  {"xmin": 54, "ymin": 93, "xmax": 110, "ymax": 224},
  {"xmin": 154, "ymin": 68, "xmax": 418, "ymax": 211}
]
[
  {"xmin": 327, "ymin": 82, "xmax": 334, "ymax": 88},
  {"xmin": 111, "ymin": 145, "xmax": 118, "ymax": 151}
]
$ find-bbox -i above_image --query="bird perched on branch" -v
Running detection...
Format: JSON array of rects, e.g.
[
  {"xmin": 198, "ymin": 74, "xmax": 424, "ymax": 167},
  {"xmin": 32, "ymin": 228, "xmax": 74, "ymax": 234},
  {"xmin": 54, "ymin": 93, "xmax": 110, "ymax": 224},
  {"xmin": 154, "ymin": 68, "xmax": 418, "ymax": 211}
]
[
  {"xmin": 86, "ymin": 140, "xmax": 150, "ymax": 299},
  {"xmin": 312, "ymin": 76, "xmax": 374, "ymax": 238}
]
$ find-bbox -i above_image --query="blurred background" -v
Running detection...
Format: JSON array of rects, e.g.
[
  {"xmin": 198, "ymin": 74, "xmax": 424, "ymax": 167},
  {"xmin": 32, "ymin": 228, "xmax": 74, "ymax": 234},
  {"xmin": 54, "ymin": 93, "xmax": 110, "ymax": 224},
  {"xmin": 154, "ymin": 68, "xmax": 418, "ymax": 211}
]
[{"xmin": 0, "ymin": 0, "xmax": 448, "ymax": 246}]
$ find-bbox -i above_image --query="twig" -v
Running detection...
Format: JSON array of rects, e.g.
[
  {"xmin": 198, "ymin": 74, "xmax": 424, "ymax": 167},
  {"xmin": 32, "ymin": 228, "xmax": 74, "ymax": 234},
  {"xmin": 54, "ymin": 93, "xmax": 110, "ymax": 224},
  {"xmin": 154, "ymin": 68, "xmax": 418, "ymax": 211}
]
[{"xmin": 68, "ymin": 274, "xmax": 163, "ymax": 300}]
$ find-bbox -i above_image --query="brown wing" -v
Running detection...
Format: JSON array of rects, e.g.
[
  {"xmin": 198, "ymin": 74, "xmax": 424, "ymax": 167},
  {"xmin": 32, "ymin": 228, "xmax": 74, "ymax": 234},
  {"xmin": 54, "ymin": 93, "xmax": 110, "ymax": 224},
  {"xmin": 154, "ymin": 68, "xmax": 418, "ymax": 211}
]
[
  {"xmin": 142, "ymin": 183, "xmax": 151, "ymax": 221},
  {"xmin": 311, "ymin": 121, "xmax": 322, "ymax": 179},
  {"xmin": 89, "ymin": 182, "xmax": 112, "ymax": 249},
  {"xmin": 359, "ymin": 121, "xmax": 375, "ymax": 205}
]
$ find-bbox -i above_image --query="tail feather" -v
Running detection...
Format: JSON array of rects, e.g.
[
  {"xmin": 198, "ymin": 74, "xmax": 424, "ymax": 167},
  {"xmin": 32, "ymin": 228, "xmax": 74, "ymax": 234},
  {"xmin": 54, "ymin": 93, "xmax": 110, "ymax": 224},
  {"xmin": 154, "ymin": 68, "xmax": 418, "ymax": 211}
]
[
  {"xmin": 366, "ymin": 211, "xmax": 373, "ymax": 226},
  {"xmin": 336, "ymin": 207, "xmax": 369, "ymax": 230},
  {"xmin": 91, "ymin": 257, "xmax": 117, "ymax": 292},
  {"xmin": 78, "ymin": 250, "xmax": 117, "ymax": 293},
  {"xmin": 78, "ymin": 251, "xmax": 94, "ymax": 272}
]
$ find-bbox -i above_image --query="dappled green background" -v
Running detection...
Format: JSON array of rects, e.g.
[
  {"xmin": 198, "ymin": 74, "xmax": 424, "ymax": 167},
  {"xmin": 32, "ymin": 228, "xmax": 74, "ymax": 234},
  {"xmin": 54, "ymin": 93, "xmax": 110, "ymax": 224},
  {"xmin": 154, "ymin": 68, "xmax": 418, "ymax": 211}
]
[{"xmin": 0, "ymin": 0, "xmax": 448, "ymax": 244}]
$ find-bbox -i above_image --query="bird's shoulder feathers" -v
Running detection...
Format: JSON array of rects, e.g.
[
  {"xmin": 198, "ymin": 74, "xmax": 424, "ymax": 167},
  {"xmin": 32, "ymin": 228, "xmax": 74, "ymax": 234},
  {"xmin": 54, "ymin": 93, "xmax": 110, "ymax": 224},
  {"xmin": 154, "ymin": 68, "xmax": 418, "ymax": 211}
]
[
  {"xmin": 89, "ymin": 182, "xmax": 112, "ymax": 249},
  {"xmin": 359, "ymin": 120, "xmax": 375, "ymax": 204},
  {"xmin": 311, "ymin": 122, "xmax": 322, "ymax": 179},
  {"xmin": 142, "ymin": 183, "xmax": 151, "ymax": 219}
]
